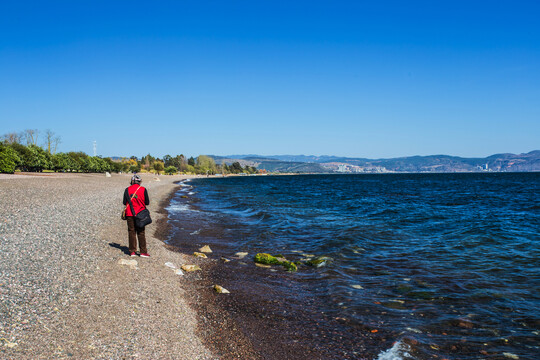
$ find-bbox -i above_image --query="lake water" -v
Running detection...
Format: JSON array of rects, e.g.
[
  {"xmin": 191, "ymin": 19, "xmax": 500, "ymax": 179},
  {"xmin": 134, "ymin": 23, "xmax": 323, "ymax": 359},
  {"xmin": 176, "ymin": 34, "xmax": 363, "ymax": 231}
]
[{"xmin": 166, "ymin": 173, "xmax": 539, "ymax": 359}]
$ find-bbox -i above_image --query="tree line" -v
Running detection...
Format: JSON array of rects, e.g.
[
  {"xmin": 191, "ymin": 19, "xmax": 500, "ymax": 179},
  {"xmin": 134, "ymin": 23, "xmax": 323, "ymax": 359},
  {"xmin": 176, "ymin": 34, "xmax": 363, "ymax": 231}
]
[{"xmin": 0, "ymin": 129, "xmax": 258, "ymax": 175}]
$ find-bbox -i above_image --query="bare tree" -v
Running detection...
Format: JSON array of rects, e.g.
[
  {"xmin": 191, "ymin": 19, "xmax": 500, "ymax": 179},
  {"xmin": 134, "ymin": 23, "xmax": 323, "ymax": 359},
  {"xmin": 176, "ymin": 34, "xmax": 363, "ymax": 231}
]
[
  {"xmin": 44, "ymin": 129, "xmax": 61, "ymax": 154},
  {"xmin": 24, "ymin": 129, "xmax": 39, "ymax": 146},
  {"xmin": 1, "ymin": 132, "xmax": 22, "ymax": 144}
]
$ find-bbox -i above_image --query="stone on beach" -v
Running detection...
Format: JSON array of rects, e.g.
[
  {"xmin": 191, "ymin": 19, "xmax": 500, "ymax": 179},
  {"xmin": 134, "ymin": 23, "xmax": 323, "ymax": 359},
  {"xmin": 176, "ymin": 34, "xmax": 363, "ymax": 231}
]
[
  {"xmin": 174, "ymin": 269, "xmax": 184, "ymax": 276},
  {"xmin": 199, "ymin": 245, "xmax": 212, "ymax": 253},
  {"xmin": 181, "ymin": 264, "xmax": 202, "ymax": 272},
  {"xmin": 213, "ymin": 285, "xmax": 230, "ymax": 294},
  {"xmin": 220, "ymin": 257, "xmax": 231, "ymax": 263},
  {"xmin": 165, "ymin": 262, "xmax": 176, "ymax": 269},
  {"xmin": 235, "ymin": 252, "xmax": 249, "ymax": 259},
  {"xmin": 118, "ymin": 259, "xmax": 138, "ymax": 269},
  {"xmin": 193, "ymin": 252, "xmax": 208, "ymax": 258},
  {"xmin": 1, "ymin": 339, "xmax": 18, "ymax": 348}
]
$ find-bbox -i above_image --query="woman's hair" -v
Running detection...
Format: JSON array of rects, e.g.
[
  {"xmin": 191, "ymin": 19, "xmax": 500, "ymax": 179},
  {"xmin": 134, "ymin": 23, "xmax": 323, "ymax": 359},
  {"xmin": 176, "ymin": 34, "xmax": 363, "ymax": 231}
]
[{"xmin": 131, "ymin": 174, "xmax": 142, "ymax": 185}]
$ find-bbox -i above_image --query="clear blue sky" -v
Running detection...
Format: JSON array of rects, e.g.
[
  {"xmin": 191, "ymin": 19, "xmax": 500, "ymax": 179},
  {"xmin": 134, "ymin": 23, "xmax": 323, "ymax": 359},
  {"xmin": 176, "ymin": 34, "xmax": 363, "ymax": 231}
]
[{"xmin": 1, "ymin": 1, "xmax": 538, "ymax": 159}]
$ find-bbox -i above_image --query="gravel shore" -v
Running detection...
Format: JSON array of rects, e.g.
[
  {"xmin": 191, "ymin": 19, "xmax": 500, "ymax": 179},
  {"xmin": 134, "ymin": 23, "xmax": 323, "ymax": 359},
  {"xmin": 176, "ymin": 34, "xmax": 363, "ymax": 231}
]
[{"xmin": 0, "ymin": 173, "xmax": 215, "ymax": 359}]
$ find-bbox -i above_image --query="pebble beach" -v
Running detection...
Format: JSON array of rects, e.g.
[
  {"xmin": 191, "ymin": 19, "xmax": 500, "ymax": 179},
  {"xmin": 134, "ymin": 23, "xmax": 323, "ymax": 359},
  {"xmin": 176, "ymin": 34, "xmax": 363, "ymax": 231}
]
[{"xmin": 0, "ymin": 173, "xmax": 222, "ymax": 359}]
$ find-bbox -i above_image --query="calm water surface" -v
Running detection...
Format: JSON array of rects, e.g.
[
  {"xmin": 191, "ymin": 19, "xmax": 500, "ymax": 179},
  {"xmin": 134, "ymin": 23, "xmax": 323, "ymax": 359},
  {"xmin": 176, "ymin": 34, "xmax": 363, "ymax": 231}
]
[{"xmin": 166, "ymin": 173, "xmax": 539, "ymax": 359}]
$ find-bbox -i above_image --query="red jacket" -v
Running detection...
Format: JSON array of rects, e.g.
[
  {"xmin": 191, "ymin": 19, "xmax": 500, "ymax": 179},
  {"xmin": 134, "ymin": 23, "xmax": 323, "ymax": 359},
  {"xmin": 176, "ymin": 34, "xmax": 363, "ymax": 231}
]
[{"xmin": 123, "ymin": 184, "xmax": 149, "ymax": 216}]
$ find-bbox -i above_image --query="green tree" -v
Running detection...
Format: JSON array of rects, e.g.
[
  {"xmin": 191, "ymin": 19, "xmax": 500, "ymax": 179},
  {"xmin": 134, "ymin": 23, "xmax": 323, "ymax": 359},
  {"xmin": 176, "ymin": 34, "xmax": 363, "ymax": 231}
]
[
  {"xmin": 0, "ymin": 143, "xmax": 21, "ymax": 173},
  {"xmin": 153, "ymin": 160, "xmax": 164, "ymax": 174},
  {"xmin": 230, "ymin": 161, "xmax": 243, "ymax": 174},
  {"xmin": 164, "ymin": 166, "xmax": 177, "ymax": 175},
  {"xmin": 52, "ymin": 153, "xmax": 71, "ymax": 172},
  {"xmin": 187, "ymin": 156, "xmax": 195, "ymax": 166},
  {"xmin": 67, "ymin": 152, "xmax": 88, "ymax": 172},
  {"xmin": 11, "ymin": 143, "xmax": 50, "ymax": 172},
  {"xmin": 196, "ymin": 155, "xmax": 216, "ymax": 174}
]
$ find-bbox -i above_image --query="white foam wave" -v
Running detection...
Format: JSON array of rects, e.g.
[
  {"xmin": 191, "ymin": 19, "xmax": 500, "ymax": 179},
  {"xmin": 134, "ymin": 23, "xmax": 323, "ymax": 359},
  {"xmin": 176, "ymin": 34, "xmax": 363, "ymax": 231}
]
[
  {"xmin": 376, "ymin": 340, "xmax": 412, "ymax": 360},
  {"xmin": 188, "ymin": 192, "xmax": 195, "ymax": 195},
  {"xmin": 166, "ymin": 203, "xmax": 191, "ymax": 212}
]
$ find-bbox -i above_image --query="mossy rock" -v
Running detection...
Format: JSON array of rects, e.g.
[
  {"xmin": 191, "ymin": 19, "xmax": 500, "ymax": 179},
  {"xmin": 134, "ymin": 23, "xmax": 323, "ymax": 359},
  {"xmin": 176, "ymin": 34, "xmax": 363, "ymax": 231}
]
[
  {"xmin": 282, "ymin": 261, "xmax": 297, "ymax": 272},
  {"xmin": 306, "ymin": 256, "xmax": 333, "ymax": 268},
  {"xmin": 254, "ymin": 253, "xmax": 282, "ymax": 265},
  {"xmin": 254, "ymin": 253, "xmax": 297, "ymax": 272}
]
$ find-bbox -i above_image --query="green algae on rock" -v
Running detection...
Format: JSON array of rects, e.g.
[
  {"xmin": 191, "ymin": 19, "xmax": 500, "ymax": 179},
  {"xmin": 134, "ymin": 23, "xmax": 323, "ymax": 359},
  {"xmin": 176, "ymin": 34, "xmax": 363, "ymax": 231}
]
[
  {"xmin": 305, "ymin": 256, "xmax": 333, "ymax": 268},
  {"xmin": 254, "ymin": 253, "xmax": 297, "ymax": 272}
]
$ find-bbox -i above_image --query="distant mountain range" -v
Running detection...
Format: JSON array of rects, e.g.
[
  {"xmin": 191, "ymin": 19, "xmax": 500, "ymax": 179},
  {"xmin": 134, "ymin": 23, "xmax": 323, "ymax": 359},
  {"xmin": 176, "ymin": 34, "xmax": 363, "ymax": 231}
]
[{"xmin": 211, "ymin": 151, "xmax": 540, "ymax": 173}]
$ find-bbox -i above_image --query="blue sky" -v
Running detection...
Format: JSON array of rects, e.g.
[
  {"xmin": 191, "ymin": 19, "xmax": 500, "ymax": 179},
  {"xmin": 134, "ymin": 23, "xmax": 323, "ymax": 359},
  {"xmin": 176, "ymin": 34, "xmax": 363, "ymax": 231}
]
[{"xmin": 0, "ymin": 1, "xmax": 538, "ymax": 159}]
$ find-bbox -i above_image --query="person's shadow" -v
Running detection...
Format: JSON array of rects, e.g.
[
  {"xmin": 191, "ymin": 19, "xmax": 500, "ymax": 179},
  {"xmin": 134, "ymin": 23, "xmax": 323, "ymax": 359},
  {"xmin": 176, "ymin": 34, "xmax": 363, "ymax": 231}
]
[{"xmin": 109, "ymin": 242, "xmax": 130, "ymax": 255}]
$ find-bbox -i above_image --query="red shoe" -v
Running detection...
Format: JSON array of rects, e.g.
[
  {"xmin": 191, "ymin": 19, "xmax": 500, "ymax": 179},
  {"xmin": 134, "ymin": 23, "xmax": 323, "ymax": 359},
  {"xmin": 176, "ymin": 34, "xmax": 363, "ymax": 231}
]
[
  {"xmin": 130, "ymin": 252, "xmax": 137, "ymax": 257},
  {"xmin": 140, "ymin": 253, "xmax": 150, "ymax": 258}
]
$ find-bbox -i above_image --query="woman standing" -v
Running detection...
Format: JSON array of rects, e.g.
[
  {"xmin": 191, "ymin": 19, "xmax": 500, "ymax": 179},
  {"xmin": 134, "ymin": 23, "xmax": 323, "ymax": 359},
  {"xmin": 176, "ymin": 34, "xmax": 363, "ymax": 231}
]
[{"xmin": 123, "ymin": 174, "xmax": 150, "ymax": 257}]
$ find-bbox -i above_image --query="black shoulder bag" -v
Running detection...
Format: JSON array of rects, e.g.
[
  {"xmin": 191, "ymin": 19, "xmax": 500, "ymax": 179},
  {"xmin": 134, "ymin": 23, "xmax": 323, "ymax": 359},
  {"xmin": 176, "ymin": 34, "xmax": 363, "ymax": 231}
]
[{"xmin": 126, "ymin": 186, "xmax": 152, "ymax": 228}]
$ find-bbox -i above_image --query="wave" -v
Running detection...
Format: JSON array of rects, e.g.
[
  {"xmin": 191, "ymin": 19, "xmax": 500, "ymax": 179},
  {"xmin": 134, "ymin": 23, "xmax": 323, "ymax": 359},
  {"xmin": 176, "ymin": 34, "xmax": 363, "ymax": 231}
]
[
  {"xmin": 166, "ymin": 203, "xmax": 196, "ymax": 213},
  {"xmin": 376, "ymin": 340, "xmax": 412, "ymax": 360}
]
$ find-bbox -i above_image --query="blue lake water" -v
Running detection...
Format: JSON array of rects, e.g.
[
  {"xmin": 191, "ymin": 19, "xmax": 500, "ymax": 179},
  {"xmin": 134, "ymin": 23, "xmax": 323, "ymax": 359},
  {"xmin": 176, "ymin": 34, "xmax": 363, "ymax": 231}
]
[{"xmin": 166, "ymin": 173, "xmax": 539, "ymax": 359}]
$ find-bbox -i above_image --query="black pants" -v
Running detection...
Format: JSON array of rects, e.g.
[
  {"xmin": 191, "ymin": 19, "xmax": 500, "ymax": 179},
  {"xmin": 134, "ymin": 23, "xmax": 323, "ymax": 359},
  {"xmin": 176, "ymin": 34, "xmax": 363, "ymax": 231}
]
[{"xmin": 127, "ymin": 217, "xmax": 147, "ymax": 254}]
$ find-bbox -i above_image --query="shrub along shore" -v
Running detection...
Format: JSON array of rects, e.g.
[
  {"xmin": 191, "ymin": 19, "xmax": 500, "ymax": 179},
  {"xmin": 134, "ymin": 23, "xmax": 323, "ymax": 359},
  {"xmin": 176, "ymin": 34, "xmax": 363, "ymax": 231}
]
[{"xmin": 0, "ymin": 139, "xmax": 258, "ymax": 175}]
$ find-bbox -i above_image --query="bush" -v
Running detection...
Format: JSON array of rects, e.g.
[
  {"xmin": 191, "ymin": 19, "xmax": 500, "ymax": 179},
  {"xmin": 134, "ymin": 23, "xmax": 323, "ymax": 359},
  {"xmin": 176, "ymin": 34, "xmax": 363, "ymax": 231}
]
[
  {"xmin": 11, "ymin": 143, "xmax": 50, "ymax": 172},
  {"xmin": 164, "ymin": 166, "xmax": 177, "ymax": 175},
  {"xmin": 0, "ymin": 144, "xmax": 21, "ymax": 173}
]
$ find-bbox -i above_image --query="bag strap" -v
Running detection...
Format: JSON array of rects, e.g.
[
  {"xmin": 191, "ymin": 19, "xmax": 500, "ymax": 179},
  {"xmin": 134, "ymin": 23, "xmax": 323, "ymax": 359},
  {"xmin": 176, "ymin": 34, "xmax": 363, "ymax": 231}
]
[{"xmin": 126, "ymin": 185, "xmax": 141, "ymax": 216}]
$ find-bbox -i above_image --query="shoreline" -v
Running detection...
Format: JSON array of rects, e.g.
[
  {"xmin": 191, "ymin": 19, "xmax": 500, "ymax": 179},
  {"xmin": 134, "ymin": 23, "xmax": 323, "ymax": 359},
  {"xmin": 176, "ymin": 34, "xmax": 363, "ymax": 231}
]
[
  {"xmin": 154, "ymin": 179, "xmax": 261, "ymax": 358},
  {"xmin": 162, "ymin": 177, "xmax": 385, "ymax": 360}
]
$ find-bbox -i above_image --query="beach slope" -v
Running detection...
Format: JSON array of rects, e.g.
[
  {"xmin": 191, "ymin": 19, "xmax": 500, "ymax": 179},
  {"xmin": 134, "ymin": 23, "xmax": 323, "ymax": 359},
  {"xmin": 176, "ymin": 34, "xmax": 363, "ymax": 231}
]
[{"xmin": 0, "ymin": 173, "xmax": 213, "ymax": 359}]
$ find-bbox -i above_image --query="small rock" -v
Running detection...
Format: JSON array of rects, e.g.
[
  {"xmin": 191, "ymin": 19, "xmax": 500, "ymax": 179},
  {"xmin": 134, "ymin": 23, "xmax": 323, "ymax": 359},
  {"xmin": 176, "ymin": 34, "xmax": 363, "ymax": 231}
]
[
  {"xmin": 221, "ymin": 257, "xmax": 231, "ymax": 263},
  {"xmin": 154, "ymin": 177, "xmax": 161, "ymax": 181},
  {"xmin": 181, "ymin": 195, "xmax": 188, "ymax": 198},
  {"xmin": 306, "ymin": 256, "xmax": 333, "ymax": 268},
  {"xmin": 181, "ymin": 264, "xmax": 202, "ymax": 272},
  {"xmin": 351, "ymin": 285, "xmax": 364, "ymax": 289},
  {"xmin": 165, "ymin": 262, "xmax": 176, "ymax": 269},
  {"xmin": 174, "ymin": 269, "xmax": 184, "ymax": 276},
  {"xmin": 235, "ymin": 252, "xmax": 249, "ymax": 259},
  {"xmin": 458, "ymin": 319, "xmax": 474, "ymax": 329},
  {"xmin": 214, "ymin": 285, "xmax": 230, "ymax": 294},
  {"xmin": 105, "ymin": 172, "xmax": 111, "ymax": 177},
  {"xmin": 118, "ymin": 259, "xmax": 138, "ymax": 269},
  {"xmin": 255, "ymin": 263, "xmax": 272, "ymax": 268},
  {"xmin": 193, "ymin": 252, "xmax": 208, "ymax": 258},
  {"xmin": 1, "ymin": 339, "xmax": 17, "ymax": 348},
  {"xmin": 199, "ymin": 245, "xmax": 212, "ymax": 253}
]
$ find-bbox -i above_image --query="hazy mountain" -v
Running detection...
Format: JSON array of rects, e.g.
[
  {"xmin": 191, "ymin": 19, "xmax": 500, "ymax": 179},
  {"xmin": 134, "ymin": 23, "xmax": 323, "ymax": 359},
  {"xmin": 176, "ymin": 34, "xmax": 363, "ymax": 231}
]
[{"xmin": 212, "ymin": 151, "xmax": 540, "ymax": 173}]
